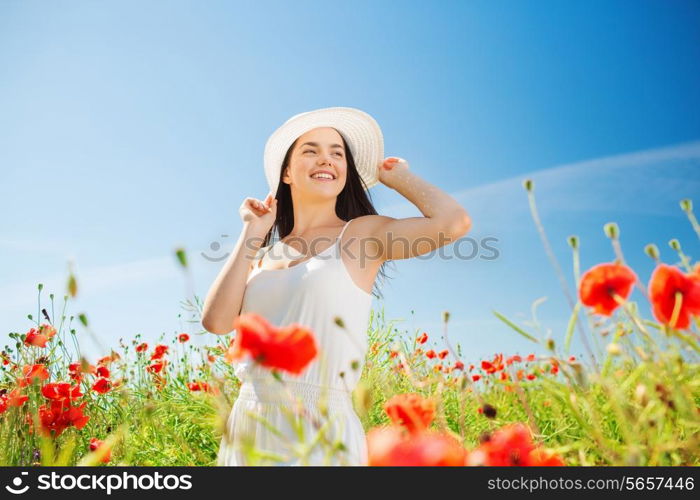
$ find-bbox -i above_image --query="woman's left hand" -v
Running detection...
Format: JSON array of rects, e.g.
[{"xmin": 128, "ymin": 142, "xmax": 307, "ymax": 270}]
[{"xmin": 378, "ymin": 156, "xmax": 410, "ymax": 187}]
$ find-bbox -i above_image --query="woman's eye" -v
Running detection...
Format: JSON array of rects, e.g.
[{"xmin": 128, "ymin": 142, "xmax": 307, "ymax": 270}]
[
  {"xmin": 303, "ymin": 150, "xmax": 315, "ymax": 154},
  {"xmin": 333, "ymin": 152, "xmax": 343, "ymax": 157}
]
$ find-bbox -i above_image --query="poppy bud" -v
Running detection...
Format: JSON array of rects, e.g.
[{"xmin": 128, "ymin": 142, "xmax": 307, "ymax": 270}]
[
  {"xmin": 644, "ymin": 244, "xmax": 659, "ymax": 261},
  {"xmin": 606, "ymin": 343, "xmax": 621, "ymax": 356},
  {"xmin": 668, "ymin": 239, "xmax": 681, "ymax": 251},
  {"xmin": 634, "ymin": 384, "xmax": 648, "ymax": 406},
  {"xmin": 38, "ymin": 283, "xmax": 43, "ymax": 291},
  {"xmin": 567, "ymin": 235, "xmax": 578, "ymax": 250},
  {"xmin": 482, "ymin": 403, "xmax": 497, "ymax": 419},
  {"xmin": 442, "ymin": 311, "xmax": 450, "ymax": 323},
  {"xmin": 635, "ymin": 346, "xmax": 648, "ymax": 361},
  {"xmin": 175, "ymin": 247, "xmax": 188, "ymax": 268},
  {"xmin": 67, "ymin": 274, "xmax": 78, "ymax": 298},
  {"xmin": 78, "ymin": 313, "xmax": 88, "ymax": 327},
  {"xmin": 546, "ymin": 338, "xmax": 555, "ymax": 351},
  {"xmin": 680, "ymin": 199, "xmax": 692, "ymax": 213},
  {"xmin": 523, "ymin": 179, "xmax": 533, "ymax": 192},
  {"xmin": 603, "ymin": 222, "xmax": 619, "ymax": 239},
  {"xmin": 334, "ymin": 316, "xmax": 345, "ymax": 328}
]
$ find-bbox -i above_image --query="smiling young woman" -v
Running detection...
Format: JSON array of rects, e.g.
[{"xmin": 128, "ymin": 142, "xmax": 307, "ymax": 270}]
[{"xmin": 201, "ymin": 107, "xmax": 471, "ymax": 466}]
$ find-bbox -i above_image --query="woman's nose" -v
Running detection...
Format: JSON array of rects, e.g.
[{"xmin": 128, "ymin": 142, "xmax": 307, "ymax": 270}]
[{"xmin": 318, "ymin": 152, "xmax": 334, "ymax": 165}]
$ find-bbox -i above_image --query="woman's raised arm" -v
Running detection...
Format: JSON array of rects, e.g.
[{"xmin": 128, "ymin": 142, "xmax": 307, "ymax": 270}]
[
  {"xmin": 201, "ymin": 194, "xmax": 277, "ymax": 335},
  {"xmin": 365, "ymin": 157, "xmax": 471, "ymax": 262}
]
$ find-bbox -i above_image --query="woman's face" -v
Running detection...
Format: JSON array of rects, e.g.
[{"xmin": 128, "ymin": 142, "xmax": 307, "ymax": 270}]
[{"xmin": 282, "ymin": 127, "xmax": 348, "ymax": 197}]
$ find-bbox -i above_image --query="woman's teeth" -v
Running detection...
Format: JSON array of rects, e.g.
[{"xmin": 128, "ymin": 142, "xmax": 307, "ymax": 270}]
[{"xmin": 310, "ymin": 174, "xmax": 334, "ymax": 181}]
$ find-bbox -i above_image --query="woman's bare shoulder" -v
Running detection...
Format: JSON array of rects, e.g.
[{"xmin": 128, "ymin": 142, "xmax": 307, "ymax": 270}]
[
  {"xmin": 345, "ymin": 215, "xmax": 395, "ymax": 263},
  {"xmin": 350, "ymin": 214, "xmax": 394, "ymax": 234}
]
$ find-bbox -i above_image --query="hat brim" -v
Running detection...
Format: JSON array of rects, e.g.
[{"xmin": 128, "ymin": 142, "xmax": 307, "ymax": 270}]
[{"xmin": 264, "ymin": 107, "xmax": 384, "ymax": 193}]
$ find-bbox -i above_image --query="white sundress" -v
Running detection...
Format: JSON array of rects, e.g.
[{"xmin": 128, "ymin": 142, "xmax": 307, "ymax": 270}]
[{"xmin": 216, "ymin": 218, "xmax": 374, "ymax": 466}]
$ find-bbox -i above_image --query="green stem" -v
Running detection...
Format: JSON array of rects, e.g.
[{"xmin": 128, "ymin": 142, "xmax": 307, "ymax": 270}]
[{"xmin": 526, "ymin": 188, "xmax": 598, "ymax": 369}]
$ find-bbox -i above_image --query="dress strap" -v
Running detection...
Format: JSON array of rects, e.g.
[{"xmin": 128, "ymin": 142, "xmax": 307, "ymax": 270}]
[{"xmin": 336, "ymin": 219, "xmax": 353, "ymax": 243}]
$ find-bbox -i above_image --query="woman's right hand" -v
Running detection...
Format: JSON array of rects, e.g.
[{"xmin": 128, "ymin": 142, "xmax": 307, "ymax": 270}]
[{"xmin": 240, "ymin": 192, "xmax": 277, "ymax": 232}]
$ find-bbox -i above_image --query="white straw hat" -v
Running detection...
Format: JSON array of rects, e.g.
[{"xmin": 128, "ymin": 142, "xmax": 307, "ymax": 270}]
[{"xmin": 263, "ymin": 106, "xmax": 384, "ymax": 194}]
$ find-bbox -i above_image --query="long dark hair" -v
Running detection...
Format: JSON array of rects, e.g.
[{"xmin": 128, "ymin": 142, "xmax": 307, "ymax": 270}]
[{"xmin": 260, "ymin": 130, "xmax": 394, "ymax": 300}]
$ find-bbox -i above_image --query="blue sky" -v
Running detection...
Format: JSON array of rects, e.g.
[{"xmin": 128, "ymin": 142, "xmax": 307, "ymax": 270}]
[{"xmin": 1, "ymin": 0, "xmax": 699, "ymax": 365}]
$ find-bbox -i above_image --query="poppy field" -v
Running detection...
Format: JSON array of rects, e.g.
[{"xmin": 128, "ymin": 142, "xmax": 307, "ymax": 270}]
[{"xmin": 1, "ymin": 180, "xmax": 699, "ymax": 466}]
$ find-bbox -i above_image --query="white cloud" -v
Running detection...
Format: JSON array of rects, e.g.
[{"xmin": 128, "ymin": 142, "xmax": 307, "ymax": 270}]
[{"xmin": 379, "ymin": 140, "xmax": 700, "ymax": 220}]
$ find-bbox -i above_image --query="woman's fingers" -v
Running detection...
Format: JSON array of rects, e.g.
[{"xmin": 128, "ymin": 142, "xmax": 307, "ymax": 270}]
[{"xmin": 245, "ymin": 195, "xmax": 275, "ymax": 215}]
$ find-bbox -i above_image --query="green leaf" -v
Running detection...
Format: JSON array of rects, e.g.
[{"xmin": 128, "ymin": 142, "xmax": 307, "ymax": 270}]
[
  {"xmin": 564, "ymin": 302, "xmax": 580, "ymax": 353},
  {"xmin": 493, "ymin": 310, "xmax": 539, "ymax": 343}
]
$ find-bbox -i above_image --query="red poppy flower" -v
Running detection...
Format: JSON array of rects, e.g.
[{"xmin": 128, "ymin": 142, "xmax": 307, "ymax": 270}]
[
  {"xmin": 468, "ymin": 423, "xmax": 535, "ymax": 466},
  {"xmin": 68, "ymin": 361, "xmax": 96, "ymax": 382},
  {"xmin": 526, "ymin": 354, "xmax": 536, "ymax": 362},
  {"xmin": 550, "ymin": 364, "xmax": 559, "ymax": 375},
  {"xmin": 500, "ymin": 371, "xmax": 509, "ymax": 381},
  {"xmin": 384, "ymin": 393, "xmax": 436, "ymax": 434},
  {"xmin": 39, "ymin": 324, "xmax": 57, "ymax": 338},
  {"xmin": 579, "ymin": 262, "xmax": 637, "ymax": 316},
  {"xmin": 472, "ymin": 374, "xmax": 481, "ymax": 382},
  {"xmin": 18, "ymin": 364, "xmax": 49, "ymax": 387},
  {"xmin": 389, "ymin": 350, "xmax": 399, "ymax": 358},
  {"xmin": 92, "ymin": 378, "xmax": 112, "ymax": 394},
  {"xmin": 438, "ymin": 349, "xmax": 449, "ymax": 360},
  {"xmin": 68, "ymin": 363, "xmax": 82, "ymax": 382},
  {"xmin": 367, "ymin": 426, "xmax": 467, "ymax": 466},
  {"xmin": 37, "ymin": 401, "xmax": 90, "ymax": 438},
  {"xmin": 468, "ymin": 423, "xmax": 565, "ymax": 466},
  {"xmin": 568, "ymin": 356, "xmax": 576, "ymax": 362},
  {"xmin": 425, "ymin": 350, "xmax": 437, "ymax": 359},
  {"xmin": 529, "ymin": 447, "xmax": 566, "ymax": 466},
  {"xmin": 0, "ymin": 395, "xmax": 7, "ymax": 414},
  {"xmin": 506, "ymin": 355, "xmax": 522, "ymax": 365},
  {"xmin": 648, "ymin": 264, "xmax": 700, "ymax": 330},
  {"xmin": 97, "ymin": 355, "xmax": 112, "ymax": 366},
  {"xmin": 6, "ymin": 388, "xmax": 29, "ymax": 408},
  {"xmin": 526, "ymin": 373, "xmax": 536, "ymax": 381},
  {"xmin": 42, "ymin": 382, "xmax": 83, "ymax": 403},
  {"xmin": 135, "ymin": 342, "xmax": 148, "ymax": 353},
  {"xmin": 187, "ymin": 381, "xmax": 218, "ymax": 395},
  {"xmin": 481, "ymin": 354, "xmax": 504, "ymax": 374},
  {"xmin": 147, "ymin": 361, "xmax": 167, "ymax": 374},
  {"xmin": 207, "ymin": 354, "xmax": 216, "ymax": 363},
  {"xmin": 96, "ymin": 366, "xmax": 110, "ymax": 378},
  {"xmin": 228, "ymin": 313, "xmax": 318, "ymax": 376},
  {"xmin": 24, "ymin": 328, "xmax": 49, "ymax": 348},
  {"xmin": 417, "ymin": 332, "xmax": 428, "ymax": 344},
  {"xmin": 178, "ymin": 333, "xmax": 190, "ymax": 343},
  {"xmin": 453, "ymin": 361, "xmax": 464, "ymax": 371},
  {"xmin": 89, "ymin": 437, "xmax": 111, "ymax": 463},
  {"xmin": 151, "ymin": 345, "xmax": 169, "ymax": 360}
]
